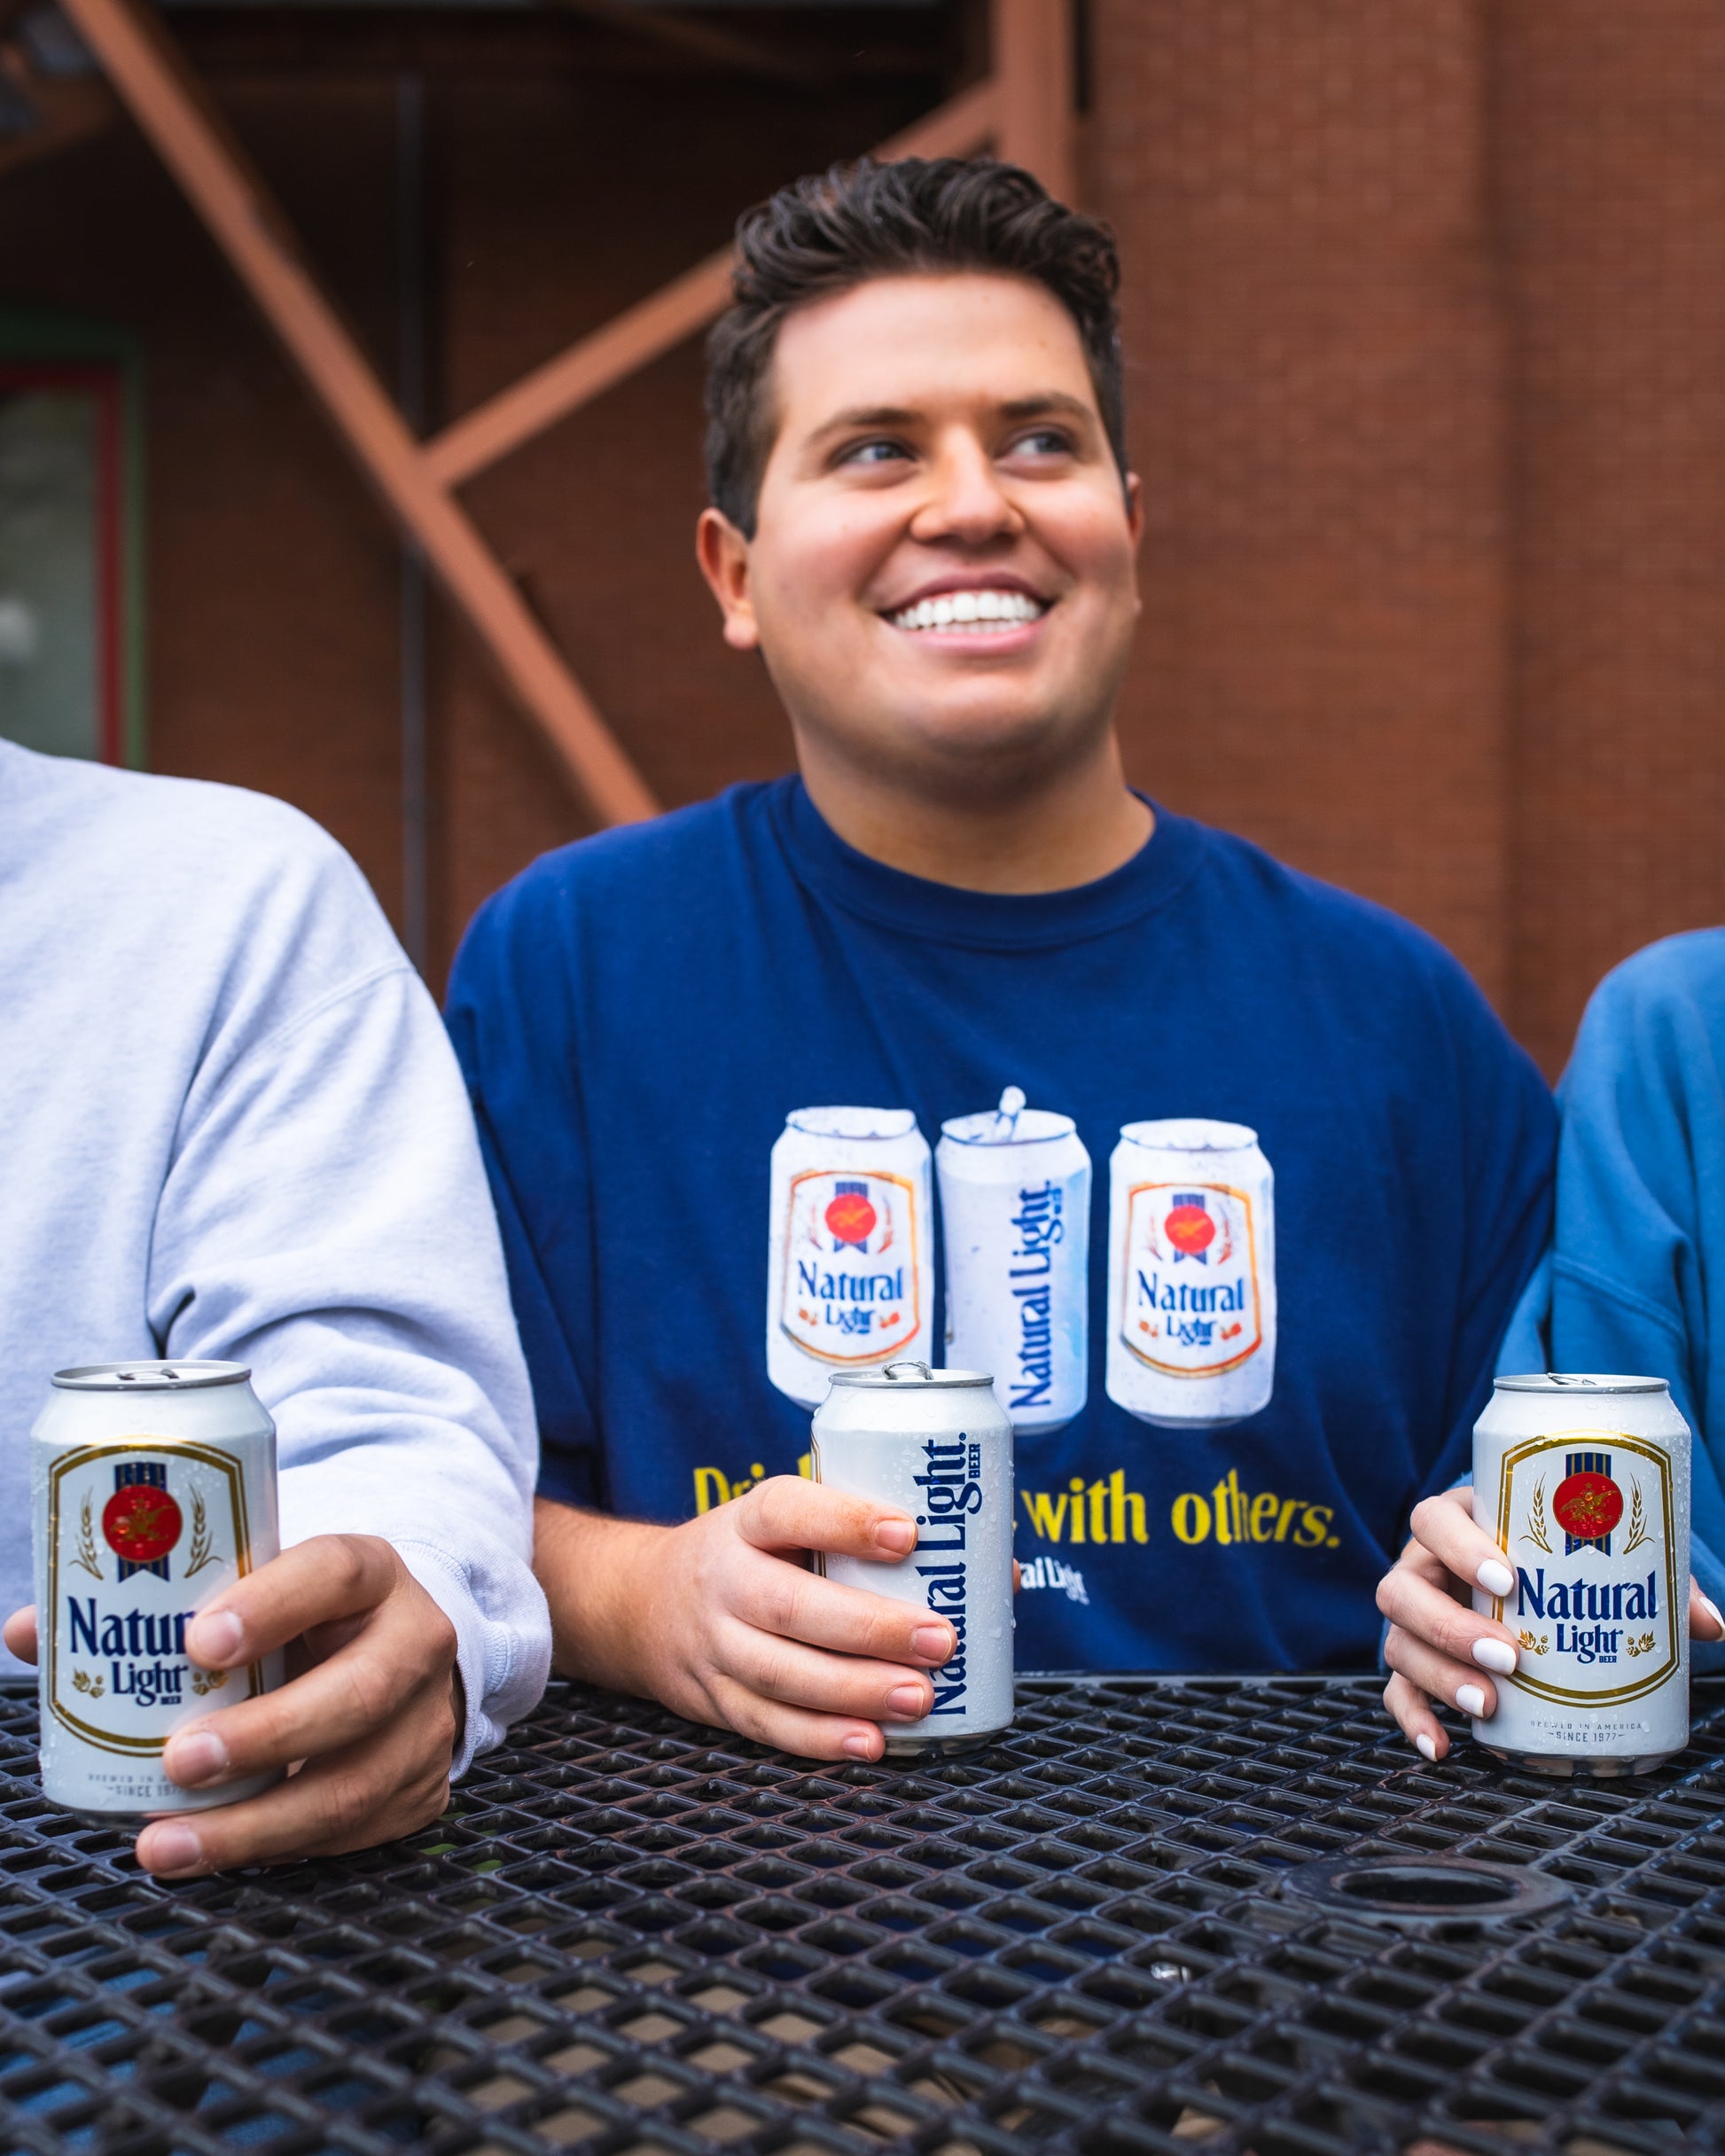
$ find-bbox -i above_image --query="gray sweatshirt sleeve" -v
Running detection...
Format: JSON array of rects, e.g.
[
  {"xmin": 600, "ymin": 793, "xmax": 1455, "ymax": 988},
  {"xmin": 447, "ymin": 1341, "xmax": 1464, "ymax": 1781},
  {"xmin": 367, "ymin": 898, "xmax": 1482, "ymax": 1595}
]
[{"xmin": 141, "ymin": 840, "xmax": 550, "ymax": 1773}]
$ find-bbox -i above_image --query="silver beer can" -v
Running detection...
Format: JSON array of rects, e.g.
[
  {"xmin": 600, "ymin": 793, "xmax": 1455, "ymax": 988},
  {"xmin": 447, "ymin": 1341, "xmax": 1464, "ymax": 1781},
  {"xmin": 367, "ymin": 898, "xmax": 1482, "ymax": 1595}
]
[
  {"xmin": 767, "ymin": 1106, "xmax": 936, "ymax": 1407},
  {"xmin": 1104, "ymin": 1119, "xmax": 1276, "ymax": 1429},
  {"xmin": 811, "ymin": 1359, "xmax": 1013, "ymax": 1754},
  {"xmin": 938, "ymin": 1089, "xmax": 1091, "ymax": 1436},
  {"xmin": 31, "ymin": 1360, "xmax": 286, "ymax": 1819},
  {"xmin": 1471, "ymin": 1373, "xmax": 1690, "ymax": 1776}
]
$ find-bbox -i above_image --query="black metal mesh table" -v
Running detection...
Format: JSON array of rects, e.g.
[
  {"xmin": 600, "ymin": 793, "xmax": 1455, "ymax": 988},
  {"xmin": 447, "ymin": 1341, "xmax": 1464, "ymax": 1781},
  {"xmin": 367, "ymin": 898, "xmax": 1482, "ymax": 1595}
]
[{"xmin": 4, "ymin": 1676, "xmax": 1725, "ymax": 2156}]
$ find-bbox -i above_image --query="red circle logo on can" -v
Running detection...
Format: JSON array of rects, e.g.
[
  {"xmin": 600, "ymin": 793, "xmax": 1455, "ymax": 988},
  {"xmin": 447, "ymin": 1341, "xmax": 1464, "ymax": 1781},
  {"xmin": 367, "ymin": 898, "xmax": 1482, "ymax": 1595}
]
[
  {"xmin": 1551, "ymin": 1469, "xmax": 1622, "ymax": 1543},
  {"xmin": 1165, "ymin": 1203, "xmax": 1216, "ymax": 1256},
  {"xmin": 824, "ymin": 1190, "xmax": 878, "ymax": 1246},
  {"xmin": 101, "ymin": 1484, "xmax": 184, "ymax": 1565}
]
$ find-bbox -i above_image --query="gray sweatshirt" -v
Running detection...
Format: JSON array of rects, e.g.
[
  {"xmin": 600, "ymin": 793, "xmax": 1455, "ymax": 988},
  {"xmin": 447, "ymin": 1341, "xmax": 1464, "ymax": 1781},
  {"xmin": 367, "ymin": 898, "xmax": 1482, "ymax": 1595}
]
[{"xmin": 0, "ymin": 741, "xmax": 550, "ymax": 1769}]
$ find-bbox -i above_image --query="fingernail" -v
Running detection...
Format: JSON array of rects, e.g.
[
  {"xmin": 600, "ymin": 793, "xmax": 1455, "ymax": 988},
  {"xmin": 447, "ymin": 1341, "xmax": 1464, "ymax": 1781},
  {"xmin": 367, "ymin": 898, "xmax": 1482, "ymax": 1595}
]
[
  {"xmin": 1472, "ymin": 1637, "xmax": 1518, "ymax": 1676},
  {"xmin": 1456, "ymin": 1684, "xmax": 1487, "ymax": 1718},
  {"xmin": 166, "ymin": 1730, "xmax": 227, "ymax": 1787},
  {"xmin": 910, "ymin": 1624, "xmax": 952, "ymax": 1663},
  {"xmin": 1701, "ymin": 1596, "xmax": 1725, "ymax": 1638},
  {"xmin": 1476, "ymin": 1558, "xmax": 1515, "ymax": 1598},
  {"xmin": 189, "ymin": 1608, "xmax": 244, "ymax": 1664},
  {"xmin": 140, "ymin": 1823, "xmax": 202, "ymax": 1876},
  {"xmin": 841, "ymin": 1732, "xmax": 877, "ymax": 1761},
  {"xmin": 885, "ymin": 1683, "xmax": 929, "ymax": 1722},
  {"xmin": 875, "ymin": 1519, "xmax": 916, "ymax": 1556},
  {"xmin": 1415, "ymin": 1733, "xmax": 1439, "ymax": 1762}
]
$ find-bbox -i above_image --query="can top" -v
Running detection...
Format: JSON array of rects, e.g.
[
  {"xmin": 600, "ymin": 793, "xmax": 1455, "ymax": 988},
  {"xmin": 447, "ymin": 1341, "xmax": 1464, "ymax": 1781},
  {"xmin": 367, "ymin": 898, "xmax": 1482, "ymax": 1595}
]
[
  {"xmin": 784, "ymin": 1105, "xmax": 917, "ymax": 1142},
  {"xmin": 52, "ymin": 1360, "xmax": 254, "ymax": 1392},
  {"xmin": 941, "ymin": 1106, "xmax": 1076, "ymax": 1147},
  {"xmin": 828, "ymin": 1360, "xmax": 995, "ymax": 1390},
  {"xmin": 1118, "ymin": 1116, "xmax": 1258, "ymax": 1153},
  {"xmin": 1493, "ymin": 1371, "xmax": 1670, "ymax": 1396}
]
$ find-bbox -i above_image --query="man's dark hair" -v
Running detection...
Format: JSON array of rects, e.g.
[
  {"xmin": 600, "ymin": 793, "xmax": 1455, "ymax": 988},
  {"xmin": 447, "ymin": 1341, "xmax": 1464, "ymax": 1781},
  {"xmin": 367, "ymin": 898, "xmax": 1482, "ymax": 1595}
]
[{"xmin": 704, "ymin": 156, "xmax": 1128, "ymax": 537}]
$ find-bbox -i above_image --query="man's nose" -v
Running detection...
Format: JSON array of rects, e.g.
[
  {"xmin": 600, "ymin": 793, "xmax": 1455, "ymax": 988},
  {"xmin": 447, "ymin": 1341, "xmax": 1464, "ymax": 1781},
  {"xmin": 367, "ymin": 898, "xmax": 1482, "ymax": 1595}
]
[{"xmin": 908, "ymin": 437, "xmax": 1024, "ymax": 546}]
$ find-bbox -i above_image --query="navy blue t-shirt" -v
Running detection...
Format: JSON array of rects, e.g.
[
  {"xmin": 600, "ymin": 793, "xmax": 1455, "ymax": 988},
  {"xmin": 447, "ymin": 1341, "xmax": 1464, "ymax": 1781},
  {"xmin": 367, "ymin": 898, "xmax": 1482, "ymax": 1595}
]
[{"xmin": 446, "ymin": 779, "xmax": 1556, "ymax": 1674}]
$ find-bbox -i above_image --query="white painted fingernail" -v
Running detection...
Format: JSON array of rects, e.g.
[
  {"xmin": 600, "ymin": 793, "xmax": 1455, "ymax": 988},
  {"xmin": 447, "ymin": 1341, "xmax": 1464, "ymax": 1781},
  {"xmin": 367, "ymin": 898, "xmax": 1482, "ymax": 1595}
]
[
  {"xmin": 1701, "ymin": 1596, "xmax": 1724, "ymax": 1637},
  {"xmin": 1456, "ymin": 1684, "xmax": 1487, "ymax": 1718},
  {"xmin": 1476, "ymin": 1558, "xmax": 1514, "ymax": 1598},
  {"xmin": 1472, "ymin": 1637, "xmax": 1518, "ymax": 1676},
  {"xmin": 1415, "ymin": 1733, "xmax": 1438, "ymax": 1762}
]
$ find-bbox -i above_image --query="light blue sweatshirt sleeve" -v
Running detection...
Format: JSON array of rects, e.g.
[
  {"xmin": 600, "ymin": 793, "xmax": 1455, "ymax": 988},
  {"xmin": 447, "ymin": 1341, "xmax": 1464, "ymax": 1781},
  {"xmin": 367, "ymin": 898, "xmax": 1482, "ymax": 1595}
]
[{"xmin": 1502, "ymin": 931, "xmax": 1725, "ymax": 1668}]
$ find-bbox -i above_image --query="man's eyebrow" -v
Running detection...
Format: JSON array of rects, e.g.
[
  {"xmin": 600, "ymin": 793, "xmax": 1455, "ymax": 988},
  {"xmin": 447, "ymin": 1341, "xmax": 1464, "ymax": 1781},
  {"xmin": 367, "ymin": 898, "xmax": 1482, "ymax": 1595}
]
[
  {"xmin": 810, "ymin": 404, "xmax": 922, "ymax": 436},
  {"xmin": 808, "ymin": 391, "xmax": 1097, "ymax": 438},
  {"xmin": 997, "ymin": 392, "xmax": 1096, "ymax": 422}
]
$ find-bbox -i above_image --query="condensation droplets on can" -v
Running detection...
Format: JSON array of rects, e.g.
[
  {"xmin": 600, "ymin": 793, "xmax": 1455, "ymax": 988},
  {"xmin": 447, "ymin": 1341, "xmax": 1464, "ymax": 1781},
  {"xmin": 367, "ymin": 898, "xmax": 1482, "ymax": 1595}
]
[
  {"xmin": 31, "ymin": 1360, "xmax": 285, "ymax": 1820},
  {"xmin": 767, "ymin": 1107, "xmax": 935, "ymax": 1407},
  {"xmin": 938, "ymin": 1088, "xmax": 1090, "ymax": 1435},
  {"xmin": 1105, "ymin": 1119, "xmax": 1276, "ymax": 1429},
  {"xmin": 1472, "ymin": 1372, "xmax": 1690, "ymax": 1776},
  {"xmin": 811, "ymin": 1359, "xmax": 1013, "ymax": 1753}
]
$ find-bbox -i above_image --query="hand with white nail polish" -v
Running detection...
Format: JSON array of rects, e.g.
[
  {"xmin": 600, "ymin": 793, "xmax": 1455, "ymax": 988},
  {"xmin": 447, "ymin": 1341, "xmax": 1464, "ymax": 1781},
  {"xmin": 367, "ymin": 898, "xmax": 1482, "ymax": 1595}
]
[
  {"xmin": 532, "ymin": 1480, "xmax": 955, "ymax": 1765},
  {"xmin": 7, "ymin": 1534, "xmax": 462, "ymax": 1880},
  {"xmin": 1377, "ymin": 1486, "xmax": 1725, "ymax": 1764}
]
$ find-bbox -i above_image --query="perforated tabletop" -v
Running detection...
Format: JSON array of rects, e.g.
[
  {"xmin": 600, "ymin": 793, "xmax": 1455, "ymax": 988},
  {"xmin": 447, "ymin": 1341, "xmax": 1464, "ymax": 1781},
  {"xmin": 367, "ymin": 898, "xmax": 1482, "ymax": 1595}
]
[{"xmin": 3, "ymin": 1676, "xmax": 1724, "ymax": 2156}]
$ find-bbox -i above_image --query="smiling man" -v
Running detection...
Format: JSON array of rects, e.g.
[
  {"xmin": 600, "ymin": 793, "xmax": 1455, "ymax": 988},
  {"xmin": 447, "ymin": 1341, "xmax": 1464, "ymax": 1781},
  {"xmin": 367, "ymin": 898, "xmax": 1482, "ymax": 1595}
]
[{"xmin": 446, "ymin": 158, "xmax": 1557, "ymax": 1758}]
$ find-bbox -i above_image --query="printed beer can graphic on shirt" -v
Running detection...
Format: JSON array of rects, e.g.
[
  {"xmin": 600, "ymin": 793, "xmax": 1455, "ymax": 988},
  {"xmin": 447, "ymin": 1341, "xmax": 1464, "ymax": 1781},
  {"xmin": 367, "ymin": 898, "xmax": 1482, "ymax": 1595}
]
[
  {"xmin": 767, "ymin": 1107, "xmax": 933, "ymax": 1406},
  {"xmin": 938, "ymin": 1089, "xmax": 1090, "ymax": 1437},
  {"xmin": 1105, "ymin": 1119, "xmax": 1276, "ymax": 1430}
]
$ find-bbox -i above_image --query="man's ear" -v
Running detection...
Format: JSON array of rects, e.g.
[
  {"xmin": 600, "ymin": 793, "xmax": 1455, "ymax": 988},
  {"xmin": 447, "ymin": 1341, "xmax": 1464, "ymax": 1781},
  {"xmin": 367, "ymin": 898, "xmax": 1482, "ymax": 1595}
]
[
  {"xmin": 1124, "ymin": 471, "xmax": 1144, "ymax": 551},
  {"xmin": 696, "ymin": 508, "xmax": 761, "ymax": 652}
]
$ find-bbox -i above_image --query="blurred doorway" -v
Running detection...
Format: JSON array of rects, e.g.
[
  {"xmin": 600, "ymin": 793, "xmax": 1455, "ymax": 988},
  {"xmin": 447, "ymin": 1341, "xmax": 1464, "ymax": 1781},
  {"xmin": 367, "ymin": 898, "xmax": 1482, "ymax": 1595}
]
[{"xmin": 0, "ymin": 324, "xmax": 141, "ymax": 763}]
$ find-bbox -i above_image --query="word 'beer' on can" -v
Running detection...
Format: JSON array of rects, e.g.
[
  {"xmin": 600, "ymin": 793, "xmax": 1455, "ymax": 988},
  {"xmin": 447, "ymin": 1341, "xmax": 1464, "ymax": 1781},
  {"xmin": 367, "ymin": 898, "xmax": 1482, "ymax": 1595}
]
[
  {"xmin": 938, "ymin": 1088, "xmax": 1090, "ymax": 1435},
  {"xmin": 1105, "ymin": 1119, "xmax": 1276, "ymax": 1429},
  {"xmin": 1472, "ymin": 1372, "xmax": 1690, "ymax": 1777},
  {"xmin": 812, "ymin": 1359, "xmax": 1013, "ymax": 1753},
  {"xmin": 31, "ymin": 1361, "xmax": 285, "ymax": 1820},
  {"xmin": 768, "ymin": 1106, "xmax": 934, "ymax": 1407}
]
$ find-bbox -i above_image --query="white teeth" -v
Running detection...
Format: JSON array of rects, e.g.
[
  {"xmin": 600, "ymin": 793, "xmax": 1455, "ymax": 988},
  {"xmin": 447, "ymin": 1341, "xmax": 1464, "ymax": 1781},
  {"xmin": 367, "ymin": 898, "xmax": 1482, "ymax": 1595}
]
[{"xmin": 888, "ymin": 590, "xmax": 1046, "ymax": 633}]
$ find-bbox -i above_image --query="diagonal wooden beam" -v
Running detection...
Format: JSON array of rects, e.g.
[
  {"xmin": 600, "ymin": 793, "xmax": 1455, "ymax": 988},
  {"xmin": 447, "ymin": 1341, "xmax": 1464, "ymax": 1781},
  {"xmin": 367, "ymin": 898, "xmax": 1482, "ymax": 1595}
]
[
  {"xmin": 55, "ymin": 0, "xmax": 660, "ymax": 825},
  {"xmin": 425, "ymin": 74, "xmax": 1003, "ymax": 492},
  {"xmin": 994, "ymin": 0, "xmax": 1074, "ymax": 210}
]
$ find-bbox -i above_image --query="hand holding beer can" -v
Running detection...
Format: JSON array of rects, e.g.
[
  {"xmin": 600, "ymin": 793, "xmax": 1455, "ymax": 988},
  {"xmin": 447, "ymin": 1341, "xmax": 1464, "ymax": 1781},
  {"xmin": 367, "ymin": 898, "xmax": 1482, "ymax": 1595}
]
[
  {"xmin": 811, "ymin": 1360, "xmax": 1013, "ymax": 1754},
  {"xmin": 31, "ymin": 1361, "xmax": 285, "ymax": 1820},
  {"xmin": 938, "ymin": 1088, "xmax": 1090, "ymax": 1435},
  {"xmin": 1471, "ymin": 1373, "xmax": 1690, "ymax": 1776}
]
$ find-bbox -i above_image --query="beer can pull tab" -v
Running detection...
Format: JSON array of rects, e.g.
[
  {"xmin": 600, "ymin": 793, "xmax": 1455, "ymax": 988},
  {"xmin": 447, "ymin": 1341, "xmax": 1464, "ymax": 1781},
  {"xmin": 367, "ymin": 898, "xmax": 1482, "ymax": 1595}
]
[
  {"xmin": 991, "ymin": 1087, "xmax": 1026, "ymax": 1139},
  {"xmin": 884, "ymin": 1360, "xmax": 933, "ymax": 1382}
]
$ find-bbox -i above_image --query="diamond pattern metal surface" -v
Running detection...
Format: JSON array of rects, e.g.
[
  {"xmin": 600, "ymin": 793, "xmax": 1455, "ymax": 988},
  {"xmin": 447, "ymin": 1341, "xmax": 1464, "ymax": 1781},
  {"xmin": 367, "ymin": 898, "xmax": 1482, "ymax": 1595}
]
[{"xmin": 3, "ymin": 1676, "xmax": 1724, "ymax": 2156}]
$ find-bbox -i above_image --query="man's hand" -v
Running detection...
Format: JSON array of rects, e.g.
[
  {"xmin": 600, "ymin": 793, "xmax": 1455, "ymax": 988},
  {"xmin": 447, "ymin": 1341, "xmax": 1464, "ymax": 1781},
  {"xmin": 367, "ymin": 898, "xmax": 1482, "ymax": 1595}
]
[
  {"xmin": 4, "ymin": 1533, "xmax": 460, "ymax": 1878},
  {"xmin": 1378, "ymin": 1488, "xmax": 1725, "ymax": 1762},
  {"xmin": 535, "ymin": 1480, "xmax": 955, "ymax": 1763}
]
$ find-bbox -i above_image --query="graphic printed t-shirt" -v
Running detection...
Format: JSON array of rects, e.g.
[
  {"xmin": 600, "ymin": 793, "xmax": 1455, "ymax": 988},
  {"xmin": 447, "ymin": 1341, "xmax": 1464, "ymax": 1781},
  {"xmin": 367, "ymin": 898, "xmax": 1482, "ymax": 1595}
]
[{"xmin": 446, "ymin": 780, "xmax": 1557, "ymax": 1673}]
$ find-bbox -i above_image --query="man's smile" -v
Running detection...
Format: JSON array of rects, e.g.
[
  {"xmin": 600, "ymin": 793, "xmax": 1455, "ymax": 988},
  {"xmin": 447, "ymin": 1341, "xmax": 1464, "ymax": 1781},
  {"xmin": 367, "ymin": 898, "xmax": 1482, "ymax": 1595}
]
[{"xmin": 886, "ymin": 587, "xmax": 1050, "ymax": 633}]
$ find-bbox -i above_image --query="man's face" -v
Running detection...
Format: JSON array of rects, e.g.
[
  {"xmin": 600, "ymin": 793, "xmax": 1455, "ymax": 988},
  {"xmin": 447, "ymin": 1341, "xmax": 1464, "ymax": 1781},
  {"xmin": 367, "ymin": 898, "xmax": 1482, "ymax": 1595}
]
[{"xmin": 698, "ymin": 272, "xmax": 1143, "ymax": 794}]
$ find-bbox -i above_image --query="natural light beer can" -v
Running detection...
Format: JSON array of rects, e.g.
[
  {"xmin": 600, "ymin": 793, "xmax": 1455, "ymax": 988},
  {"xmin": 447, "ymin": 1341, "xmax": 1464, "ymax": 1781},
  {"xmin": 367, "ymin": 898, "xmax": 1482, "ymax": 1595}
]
[
  {"xmin": 31, "ymin": 1361, "xmax": 285, "ymax": 1819},
  {"xmin": 1104, "ymin": 1119, "xmax": 1276, "ymax": 1429},
  {"xmin": 811, "ymin": 1360, "xmax": 1013, "ymax": 1753},
  {"xmin": 938, "ymin": 1089, "xmax": 1090, "ymax": 1434},
  {"xmin": 1472, "ymin": 1373, "xmax": 1690, "ymax": 1776},
  {"xmin": 768, "ymin": 1106, "xmax": 934, "ymax": 1407}
]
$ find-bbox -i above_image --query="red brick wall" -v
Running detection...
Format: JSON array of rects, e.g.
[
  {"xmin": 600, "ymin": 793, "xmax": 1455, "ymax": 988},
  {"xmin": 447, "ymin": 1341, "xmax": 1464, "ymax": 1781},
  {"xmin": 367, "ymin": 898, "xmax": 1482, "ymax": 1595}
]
[
  {"xmin": 1089, "ymin": 0, "xmax": 1512, "ymax": 1010},
  {"xmin": 1495, "ymin": 0, "xmax": 1725, "ymax": 1074}
]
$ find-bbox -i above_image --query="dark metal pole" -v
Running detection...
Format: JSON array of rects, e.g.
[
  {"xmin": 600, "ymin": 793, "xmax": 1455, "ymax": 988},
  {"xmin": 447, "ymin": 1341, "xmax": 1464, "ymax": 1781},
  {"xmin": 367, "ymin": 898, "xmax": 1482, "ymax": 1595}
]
[{"xmin": 397, "ymin": 70, "xmax": 428, "ymax": 973}]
